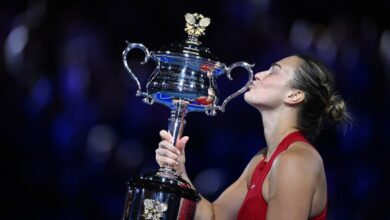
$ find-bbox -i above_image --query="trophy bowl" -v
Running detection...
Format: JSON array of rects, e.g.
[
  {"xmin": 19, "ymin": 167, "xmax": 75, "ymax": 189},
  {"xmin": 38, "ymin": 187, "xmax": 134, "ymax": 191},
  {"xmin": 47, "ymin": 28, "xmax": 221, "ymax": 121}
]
[{"xmin": 122, "ymin": 13, "xmax": 253, "ymax": 220}]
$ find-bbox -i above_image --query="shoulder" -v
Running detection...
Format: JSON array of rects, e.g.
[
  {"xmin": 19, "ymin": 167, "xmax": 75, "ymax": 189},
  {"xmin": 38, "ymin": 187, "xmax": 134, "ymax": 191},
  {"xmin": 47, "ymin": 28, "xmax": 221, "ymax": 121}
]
[
  {"xmin": 271, "ymin": 142, "xmax": 323, "ymax": 182},
  {"xmin": 265, "ymin": 142, "xmax": 327, "ymax": 219}
]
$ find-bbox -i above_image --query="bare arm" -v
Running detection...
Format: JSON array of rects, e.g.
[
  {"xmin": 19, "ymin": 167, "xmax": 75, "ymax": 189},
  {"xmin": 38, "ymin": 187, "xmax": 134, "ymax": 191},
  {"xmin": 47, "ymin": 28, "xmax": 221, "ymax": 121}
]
[
  {"xmin": 156, "ymin": 130, "xmax": 264, "ymax": 220},
  {"xmin": 190, "ymin": 173, "xmax": 247, "ymax": 220},
  {"xmin": 193, "ymin": 154, "xmax": 262, "ymax": 220}
]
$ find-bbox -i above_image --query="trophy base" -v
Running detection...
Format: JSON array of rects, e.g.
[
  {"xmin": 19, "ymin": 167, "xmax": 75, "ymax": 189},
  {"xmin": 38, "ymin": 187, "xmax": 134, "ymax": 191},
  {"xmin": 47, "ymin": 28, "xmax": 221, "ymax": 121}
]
[{"xmin": 122, "ymin": 170, "xmax": 200, "ymax": 220}]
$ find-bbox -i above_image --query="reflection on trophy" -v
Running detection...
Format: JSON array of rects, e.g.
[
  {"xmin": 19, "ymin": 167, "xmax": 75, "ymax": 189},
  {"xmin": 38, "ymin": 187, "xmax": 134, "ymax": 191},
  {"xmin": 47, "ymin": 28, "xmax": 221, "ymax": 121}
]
[{"xmin": 122, "ymin": 13, "xmax": 253, "ymax": 220}]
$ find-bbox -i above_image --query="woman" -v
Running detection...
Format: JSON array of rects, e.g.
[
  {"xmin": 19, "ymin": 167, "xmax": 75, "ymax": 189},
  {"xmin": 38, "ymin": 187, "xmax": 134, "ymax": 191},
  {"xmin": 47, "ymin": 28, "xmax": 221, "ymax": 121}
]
[{"xmin": 156, "ymin": 55, "xmax": 349, "ymax": 219}]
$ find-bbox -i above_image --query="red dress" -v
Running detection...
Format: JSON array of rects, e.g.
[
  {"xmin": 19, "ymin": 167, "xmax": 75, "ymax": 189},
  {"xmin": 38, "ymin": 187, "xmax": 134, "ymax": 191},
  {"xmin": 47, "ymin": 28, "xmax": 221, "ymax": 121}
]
[{"xmin": 237, "ymin": 131, "xmax": 327, "ymax": 220}]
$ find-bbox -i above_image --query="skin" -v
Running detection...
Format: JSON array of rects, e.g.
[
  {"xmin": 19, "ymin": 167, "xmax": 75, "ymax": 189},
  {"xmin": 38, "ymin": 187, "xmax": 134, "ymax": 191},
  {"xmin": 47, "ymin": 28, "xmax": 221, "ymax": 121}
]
[{"xmin": 156, "ymin": 56, "xmax": 327, "ymax": 220}]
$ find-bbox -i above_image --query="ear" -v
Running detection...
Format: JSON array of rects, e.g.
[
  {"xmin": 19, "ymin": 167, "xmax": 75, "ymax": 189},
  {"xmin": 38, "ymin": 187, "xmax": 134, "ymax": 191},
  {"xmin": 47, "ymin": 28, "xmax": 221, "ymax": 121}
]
[{"xmin": 284, "ymin": 89, "xmax": 305, "ymax": 105}]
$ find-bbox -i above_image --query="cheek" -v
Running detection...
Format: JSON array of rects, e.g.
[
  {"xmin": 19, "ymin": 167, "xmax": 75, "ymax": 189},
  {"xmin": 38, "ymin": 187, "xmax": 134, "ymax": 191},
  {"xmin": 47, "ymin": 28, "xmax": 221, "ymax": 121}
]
[{"xmin": 261, "ymin": 78, "xmax": 290, "ymax": 96}]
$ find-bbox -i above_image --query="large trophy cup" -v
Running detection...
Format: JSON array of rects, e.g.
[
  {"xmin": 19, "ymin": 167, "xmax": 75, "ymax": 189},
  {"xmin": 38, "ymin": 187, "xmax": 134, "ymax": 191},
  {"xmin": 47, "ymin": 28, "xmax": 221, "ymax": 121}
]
[{"xmin": 122, "ymin": 13, "xmax": 253, "ymax": 220}]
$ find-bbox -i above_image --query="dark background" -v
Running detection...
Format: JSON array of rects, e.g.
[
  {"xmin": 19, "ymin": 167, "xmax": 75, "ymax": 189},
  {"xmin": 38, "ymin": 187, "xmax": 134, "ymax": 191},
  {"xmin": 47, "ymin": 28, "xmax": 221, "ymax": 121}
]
[{"xmin": 1, "ymin": 0, "xmax": 390, "ymax": 219}]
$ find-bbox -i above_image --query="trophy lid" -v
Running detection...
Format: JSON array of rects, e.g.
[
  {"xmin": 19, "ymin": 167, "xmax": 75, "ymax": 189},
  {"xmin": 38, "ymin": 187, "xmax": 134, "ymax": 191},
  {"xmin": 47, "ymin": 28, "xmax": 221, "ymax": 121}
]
[
  {"xmin": 155, "ymin": 39, "xmax": 216, "ymax": 61},
  {"xmin": 154, "ymin": 13, "xmax": 219, "ymax": 62}
]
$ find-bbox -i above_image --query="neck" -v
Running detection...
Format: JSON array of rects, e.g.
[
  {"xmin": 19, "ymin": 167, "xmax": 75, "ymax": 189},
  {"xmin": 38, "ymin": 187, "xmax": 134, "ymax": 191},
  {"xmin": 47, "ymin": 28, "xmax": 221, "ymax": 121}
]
[{"xmin": 259, "ymin": 107, "xmax": 299, "ymax": 160}]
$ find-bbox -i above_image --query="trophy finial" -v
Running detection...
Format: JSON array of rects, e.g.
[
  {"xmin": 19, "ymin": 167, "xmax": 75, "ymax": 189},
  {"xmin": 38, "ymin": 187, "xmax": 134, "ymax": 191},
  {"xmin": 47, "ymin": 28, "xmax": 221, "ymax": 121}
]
[{"xmin": 184, "ymin": 13, "xmax": 211, "ymax": 38}]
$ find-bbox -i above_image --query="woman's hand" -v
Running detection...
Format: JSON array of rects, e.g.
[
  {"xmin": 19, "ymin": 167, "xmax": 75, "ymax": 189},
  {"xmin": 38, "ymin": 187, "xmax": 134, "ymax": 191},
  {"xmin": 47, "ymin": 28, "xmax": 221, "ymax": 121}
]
[{"xmin": 155, "ymin": 130, "xmax": 189, "ymax": 176}]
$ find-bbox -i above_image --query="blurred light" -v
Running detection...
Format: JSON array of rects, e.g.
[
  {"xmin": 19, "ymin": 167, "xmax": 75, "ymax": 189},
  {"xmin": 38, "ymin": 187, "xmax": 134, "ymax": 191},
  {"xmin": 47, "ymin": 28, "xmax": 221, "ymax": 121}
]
[
  {"xmin": 27, "ymin": 77, "xmax": 52, "ymax": 116},
  {"xmin": 86, "ymin": 124, "xmax": 117, "ymax": 163},
  {"xmin": 60, "ymin": 65, "xmax": 89, "ymax": 103},
  {"xmin": 5, "ymin": 25, "xmax": 29, "ymax": 56},
  {"xmin": 315, "ymin": 28, "xmax": 338, "ymax": 63},
  {"xmin": 289, "ymin": 20, "xmax": 313, "ymax": 51},
  {"xmin": 59, "ymin": 30, "xmax": 93, "ymax": 105},
  {"xmin": 115, "ymin": 139, "xmax": 145, "ymax": 169},
  {"xmin": 194, "ymin": 168, "xmax": 227, "ymax": 197},
  {"xmin": 4, "ymin": 25, "xmax": 29, "ymax": 75},
  {"xmin": 379, "ymin": 30, "xmax": 390, "ymax": 67}
]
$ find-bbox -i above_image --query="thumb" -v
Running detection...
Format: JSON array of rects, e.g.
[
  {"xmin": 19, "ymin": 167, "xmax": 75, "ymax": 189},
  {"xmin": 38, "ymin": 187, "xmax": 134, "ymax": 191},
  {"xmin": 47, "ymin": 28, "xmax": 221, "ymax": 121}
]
[
  {"xmin": 176, "ymin": 136, "xmax": 189, "ymax": 153},
  {"xmin": 160, "ymin": 130, "xmax": 173, "ymax": 143}
]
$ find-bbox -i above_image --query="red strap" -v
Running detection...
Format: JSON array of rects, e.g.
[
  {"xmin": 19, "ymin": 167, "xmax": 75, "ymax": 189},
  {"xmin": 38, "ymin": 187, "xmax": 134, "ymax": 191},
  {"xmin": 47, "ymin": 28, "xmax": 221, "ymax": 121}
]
[
  {"xmin": 259, "ymin": 131, "xmax": 309, "ymax": 181},
  {"xmin": 268, "ymin": 131, "xmax": 309, "ymax": 163}
]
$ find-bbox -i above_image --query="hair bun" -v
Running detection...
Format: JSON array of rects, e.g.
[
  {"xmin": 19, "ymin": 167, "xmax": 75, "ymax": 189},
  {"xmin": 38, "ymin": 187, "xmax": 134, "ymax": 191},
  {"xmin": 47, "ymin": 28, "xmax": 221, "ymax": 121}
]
[{"xmin": 326, "ymin": 93, "xmax": 348, "ymax": 123}]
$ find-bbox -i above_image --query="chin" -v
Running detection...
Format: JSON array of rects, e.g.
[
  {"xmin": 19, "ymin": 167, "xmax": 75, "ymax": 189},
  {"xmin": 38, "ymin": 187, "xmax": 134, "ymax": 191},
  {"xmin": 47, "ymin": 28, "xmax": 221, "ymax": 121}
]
[
  {"xmin": 244, "ymin": 91, "xmax": 269, "ymax": 109},
  {"xmin": 244, "ymin": 91, "xmax": 258, "ymax": 106}
]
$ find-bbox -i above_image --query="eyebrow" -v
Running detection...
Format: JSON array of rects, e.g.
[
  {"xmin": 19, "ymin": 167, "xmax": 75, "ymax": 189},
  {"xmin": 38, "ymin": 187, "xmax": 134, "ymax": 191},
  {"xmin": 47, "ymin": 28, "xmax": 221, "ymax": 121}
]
[{"xmin": 271, "ymin": 62, "xmax": 282, "ymax": 69}]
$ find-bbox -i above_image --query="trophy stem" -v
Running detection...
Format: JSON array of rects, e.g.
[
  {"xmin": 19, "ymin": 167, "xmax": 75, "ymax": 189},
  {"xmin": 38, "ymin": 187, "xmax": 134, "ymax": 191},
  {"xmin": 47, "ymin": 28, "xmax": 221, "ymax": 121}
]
[
  {"xmin": 158, "ymin": 99, "xmax": 188, "ymax": 178},
  {"xmin": 168, "ymin": 100, "xmax": 188, "ymax": 147}
]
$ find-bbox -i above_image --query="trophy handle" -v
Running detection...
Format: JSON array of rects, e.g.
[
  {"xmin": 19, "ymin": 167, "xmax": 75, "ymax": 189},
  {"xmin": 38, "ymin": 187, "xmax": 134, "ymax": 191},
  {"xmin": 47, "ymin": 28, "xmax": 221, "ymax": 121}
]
[
  {"xmin": 207, "ymin": 62, "xmax": 254, "ymax": 116},
  {"xmin": 122, "ymin": 42, "xmax": 154, "ymax": 104}
]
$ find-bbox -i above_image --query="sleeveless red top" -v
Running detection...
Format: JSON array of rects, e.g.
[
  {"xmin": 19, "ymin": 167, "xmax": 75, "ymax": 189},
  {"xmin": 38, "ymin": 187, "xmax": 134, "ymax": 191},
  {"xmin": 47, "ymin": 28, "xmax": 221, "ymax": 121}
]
[{"xmin": 237, "ymin": 131, "xmax": 327, "ymax": 220}]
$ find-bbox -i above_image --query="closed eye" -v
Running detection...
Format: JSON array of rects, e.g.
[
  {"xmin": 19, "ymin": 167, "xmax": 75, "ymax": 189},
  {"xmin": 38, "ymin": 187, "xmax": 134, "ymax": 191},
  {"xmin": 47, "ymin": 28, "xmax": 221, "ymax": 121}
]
[
  {"xmin": 268, "ymin": 62, "xmax": 282, "ymax": 74},
  {"xmin": 268, "ymin": 66, "xmax": 276, "ymax": 75},
  {"xmin": 271, "ymin": 62, "xmax": 282, "ymax": 69}
]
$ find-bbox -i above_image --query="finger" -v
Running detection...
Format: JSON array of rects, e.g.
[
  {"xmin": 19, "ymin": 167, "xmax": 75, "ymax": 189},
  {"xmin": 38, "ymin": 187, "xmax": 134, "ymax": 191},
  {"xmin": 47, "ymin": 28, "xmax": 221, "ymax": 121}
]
[
  {"xmin": 159, "ymin": 140, "xmax": 181, "ymax": 155},
  {"xmin": 159, "ymin": 130, "xmax": 173, "ymax": 143},
  {"xmin": 176, "ymin": 136, "xmax": 189, "ymax": 152},
  {"xmin": 155, "ymin": 148, "xmax": 179, "ymax": 160},
  {"xmin": 155, "ymin": 154, "xmax": 179, "ymax": 166}
]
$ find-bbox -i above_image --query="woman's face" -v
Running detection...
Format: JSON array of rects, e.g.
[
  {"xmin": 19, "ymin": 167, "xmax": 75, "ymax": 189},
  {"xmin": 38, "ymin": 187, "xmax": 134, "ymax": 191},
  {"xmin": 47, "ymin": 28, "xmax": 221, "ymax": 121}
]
[{"xmin": 244, "ymin": 56, "xmax": 301, "ymax": 109}]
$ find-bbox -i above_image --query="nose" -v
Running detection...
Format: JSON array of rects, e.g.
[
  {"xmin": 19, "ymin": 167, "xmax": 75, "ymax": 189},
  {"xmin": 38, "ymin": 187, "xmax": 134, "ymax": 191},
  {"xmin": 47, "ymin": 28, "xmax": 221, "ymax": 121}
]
[{"xmin": 255, "ymin": 70, "xmax": 268, "ymax": 81}]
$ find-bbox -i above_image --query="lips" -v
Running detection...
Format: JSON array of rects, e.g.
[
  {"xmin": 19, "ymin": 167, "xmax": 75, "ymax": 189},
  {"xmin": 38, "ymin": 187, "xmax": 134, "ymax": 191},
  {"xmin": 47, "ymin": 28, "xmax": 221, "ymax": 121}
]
[{"xmin": 249, "ymin": 80, "xmax": 257, "ymax": 89}]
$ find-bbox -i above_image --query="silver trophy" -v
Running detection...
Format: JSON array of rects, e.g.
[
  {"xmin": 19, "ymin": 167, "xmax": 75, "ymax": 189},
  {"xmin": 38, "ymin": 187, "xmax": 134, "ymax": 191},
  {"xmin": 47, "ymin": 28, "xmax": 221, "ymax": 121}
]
[{"xmin": 122, "ymin": 13, "xmax": 253, "ymax": 220}]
